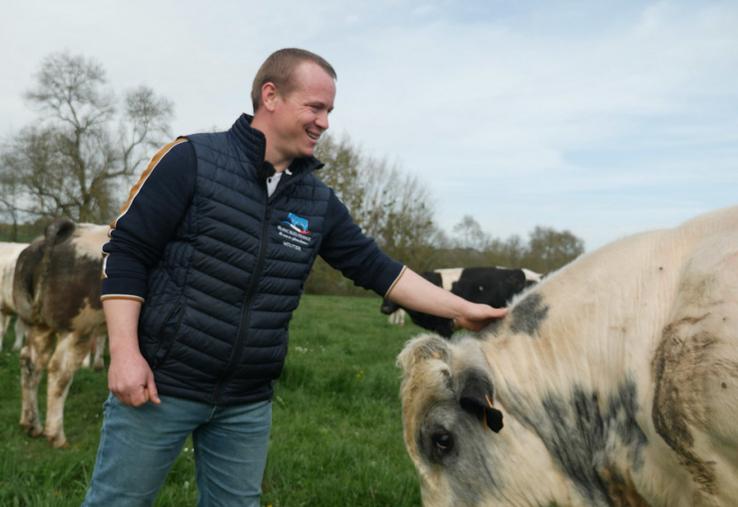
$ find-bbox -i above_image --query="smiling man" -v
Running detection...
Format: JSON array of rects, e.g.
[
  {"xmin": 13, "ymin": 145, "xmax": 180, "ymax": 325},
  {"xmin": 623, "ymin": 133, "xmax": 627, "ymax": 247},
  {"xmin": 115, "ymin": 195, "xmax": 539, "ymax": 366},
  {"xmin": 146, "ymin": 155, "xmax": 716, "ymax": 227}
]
[{"xmin": 83, "ymin": 48, "xmax": 505, "ymax": 507}]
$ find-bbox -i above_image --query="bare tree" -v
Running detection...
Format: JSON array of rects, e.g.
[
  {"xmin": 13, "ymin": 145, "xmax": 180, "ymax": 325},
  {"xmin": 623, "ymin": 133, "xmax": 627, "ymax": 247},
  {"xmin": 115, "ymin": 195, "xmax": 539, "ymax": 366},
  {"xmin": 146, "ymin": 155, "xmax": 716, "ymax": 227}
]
[
  {"xmin": 452, "ymin": 215, "xmax": 491, "ymax": 251},
  {"xmin": 306, "ymin": 134, "xmax": 440, "ymax": 294},
  {"xmin": 314, "ymin": 133, "xmax": 437, "ymax": 266},
  {"xmin": 0, "ymin": 52, "xmax": 173, "ymax": 224}
]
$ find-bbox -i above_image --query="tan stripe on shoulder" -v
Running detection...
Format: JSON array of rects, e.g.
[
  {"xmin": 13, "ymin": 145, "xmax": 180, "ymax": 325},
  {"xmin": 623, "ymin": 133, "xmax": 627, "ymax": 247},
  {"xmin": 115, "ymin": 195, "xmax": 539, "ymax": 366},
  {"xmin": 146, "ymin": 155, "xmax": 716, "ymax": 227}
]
[
  {"xmin": 100, "ymin": 294, "xmax": 145, "ymax": 303},
  {"xmin": 110, "ymin": 137, "xmax": 189, "ymax": 229}
]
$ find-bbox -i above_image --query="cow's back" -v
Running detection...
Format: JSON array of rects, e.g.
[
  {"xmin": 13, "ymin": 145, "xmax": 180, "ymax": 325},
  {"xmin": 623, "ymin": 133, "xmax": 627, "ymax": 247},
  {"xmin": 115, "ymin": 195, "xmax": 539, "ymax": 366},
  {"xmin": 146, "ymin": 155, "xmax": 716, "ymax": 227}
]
[
  {"xmin": 650, "ymin": 212, "xmax": 738, "ymax": 504},
  {"xmin": 42, "ymin": 223, "xmax": 107, "ymax": 332},
  {"xmin": 14, "ymin": 220, "xmax": 107, "ymax": 333}
]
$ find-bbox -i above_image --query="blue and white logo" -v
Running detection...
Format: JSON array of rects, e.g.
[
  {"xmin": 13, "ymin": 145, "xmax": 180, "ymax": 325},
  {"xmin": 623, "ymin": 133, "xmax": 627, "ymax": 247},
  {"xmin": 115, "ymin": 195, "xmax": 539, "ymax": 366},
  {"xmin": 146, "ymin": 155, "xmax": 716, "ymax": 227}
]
[{"xmin": 282, "ymin": 212, "xmax": 310, "ymax": 235}]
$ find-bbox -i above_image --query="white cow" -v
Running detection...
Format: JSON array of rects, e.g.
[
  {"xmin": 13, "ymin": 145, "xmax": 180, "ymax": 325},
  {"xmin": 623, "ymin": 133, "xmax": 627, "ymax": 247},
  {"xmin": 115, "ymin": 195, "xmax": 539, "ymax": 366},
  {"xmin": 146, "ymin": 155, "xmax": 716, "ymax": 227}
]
[
  {"xmin": 0, "ymin": 242, "xmax": 29, "ymax": 351},
  {"xmin": 398, "ymin": 206, "xmax": 738, "ymax": 507}
]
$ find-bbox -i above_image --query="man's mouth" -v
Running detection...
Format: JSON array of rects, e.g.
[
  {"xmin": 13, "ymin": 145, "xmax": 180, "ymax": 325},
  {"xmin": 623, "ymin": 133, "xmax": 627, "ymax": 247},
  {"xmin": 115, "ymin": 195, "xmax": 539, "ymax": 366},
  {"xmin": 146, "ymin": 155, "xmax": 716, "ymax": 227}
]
[{"xmin": 306, "ymin": 130, "xmax": 321, "ymax": 142}]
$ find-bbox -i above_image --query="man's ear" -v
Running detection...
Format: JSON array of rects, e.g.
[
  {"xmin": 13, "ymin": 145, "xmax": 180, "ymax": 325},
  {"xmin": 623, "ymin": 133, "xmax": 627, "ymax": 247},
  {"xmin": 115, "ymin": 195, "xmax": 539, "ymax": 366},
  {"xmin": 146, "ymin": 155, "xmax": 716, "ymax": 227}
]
[{"xmin": 261, "ymin": 82, "xmax": 279, "ymax": 112}]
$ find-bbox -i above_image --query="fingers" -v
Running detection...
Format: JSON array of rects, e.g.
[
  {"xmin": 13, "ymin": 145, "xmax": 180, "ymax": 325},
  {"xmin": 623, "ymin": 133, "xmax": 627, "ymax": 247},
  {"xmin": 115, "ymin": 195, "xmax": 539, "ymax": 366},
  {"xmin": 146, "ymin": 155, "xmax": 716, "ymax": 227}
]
[
  {"xmin": 490, "ymin": 307, "xmax": 507, "ymax": 318},
  {"xmin": 111, "ymin": 384, "xmax": 147, "ymax": 407},
  {"xmin": 146, "ymin": 371, "xmax": 161, "ymax": 405},
  {"xmin": 109, "ymin": 375, "xmax": 159, "ymax": 407},
  {"xmin": 475, "ymin": 303, "xmax": 506, "ymax": 320}
]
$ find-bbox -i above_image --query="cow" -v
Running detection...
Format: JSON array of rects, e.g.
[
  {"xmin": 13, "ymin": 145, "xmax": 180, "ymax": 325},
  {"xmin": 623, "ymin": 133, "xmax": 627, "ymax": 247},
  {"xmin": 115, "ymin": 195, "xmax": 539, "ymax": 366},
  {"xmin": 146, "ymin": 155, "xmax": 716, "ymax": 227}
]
[
  {"xmin": 382, "ymin": 267, "xmax": 542, "ymax": 336},
  {"xmin": 397, "ymin": 206, "xmax": 738, "ymax": 507},
  {"xmin": 0, "ymin": 242, "xmax": 28, "ymax": 351},
  {"xmin": 15, "ymin": 218, "xmax": 108, "ymax": 448}
]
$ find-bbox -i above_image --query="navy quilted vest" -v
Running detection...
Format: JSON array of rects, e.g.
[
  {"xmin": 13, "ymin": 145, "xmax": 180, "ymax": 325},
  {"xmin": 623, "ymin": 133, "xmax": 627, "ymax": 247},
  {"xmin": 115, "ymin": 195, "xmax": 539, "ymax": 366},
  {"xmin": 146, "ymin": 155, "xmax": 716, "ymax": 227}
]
[{"xmin": 138, "ymin": 115, "xmax": 329, "ymax": 405}]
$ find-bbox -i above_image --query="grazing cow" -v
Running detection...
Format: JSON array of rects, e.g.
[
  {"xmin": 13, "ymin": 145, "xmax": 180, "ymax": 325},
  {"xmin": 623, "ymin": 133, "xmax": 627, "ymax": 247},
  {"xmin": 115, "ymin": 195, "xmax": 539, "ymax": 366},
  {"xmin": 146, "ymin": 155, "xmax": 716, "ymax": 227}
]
[
  {"xmin": 382, "ymin": 267, "xmax": 541, "ymax": 336},
  {"xmin": 397, "ymin": 206, "xmax": 738, "ymax": 507},
  {"xmin": 0, "ymin": 242, "xmax": 28, "ymax": 351},
  {"xmin": 15, "ymin": 218, "xmax": 108, "ymax": 447}
]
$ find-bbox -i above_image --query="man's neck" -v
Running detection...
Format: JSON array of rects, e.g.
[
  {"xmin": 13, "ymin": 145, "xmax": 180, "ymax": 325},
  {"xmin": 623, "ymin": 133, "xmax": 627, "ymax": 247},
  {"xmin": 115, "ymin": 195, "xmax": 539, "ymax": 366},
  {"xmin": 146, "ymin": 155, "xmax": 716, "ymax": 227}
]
[{"xmin": 250, "ymin": 114, "xmax": 291, "ymax": 172}]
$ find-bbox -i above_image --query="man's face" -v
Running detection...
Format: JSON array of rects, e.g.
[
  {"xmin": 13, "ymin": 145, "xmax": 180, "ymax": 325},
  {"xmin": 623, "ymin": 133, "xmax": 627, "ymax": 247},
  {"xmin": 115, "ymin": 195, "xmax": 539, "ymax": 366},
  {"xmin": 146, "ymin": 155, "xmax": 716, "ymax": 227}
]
[{"xmin": 271, "ymin": 62, "xmax": 335, "ymax": 160}]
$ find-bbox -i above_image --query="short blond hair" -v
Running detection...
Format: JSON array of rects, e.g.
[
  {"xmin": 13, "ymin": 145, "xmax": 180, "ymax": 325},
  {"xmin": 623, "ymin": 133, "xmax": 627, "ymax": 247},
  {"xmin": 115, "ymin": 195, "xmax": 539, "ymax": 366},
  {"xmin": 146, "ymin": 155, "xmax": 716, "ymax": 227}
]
[{"xmin": 251, "ymin": 48, "xmax": 337, "ymax": 112}]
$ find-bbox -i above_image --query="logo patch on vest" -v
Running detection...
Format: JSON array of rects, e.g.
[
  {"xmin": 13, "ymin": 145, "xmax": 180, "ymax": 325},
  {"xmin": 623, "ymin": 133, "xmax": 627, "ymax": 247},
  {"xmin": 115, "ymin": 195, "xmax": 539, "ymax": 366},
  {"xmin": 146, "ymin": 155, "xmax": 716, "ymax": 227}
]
[{"xmin": 278, "ymin": 213, "xmax": 312, "ymax": 251}]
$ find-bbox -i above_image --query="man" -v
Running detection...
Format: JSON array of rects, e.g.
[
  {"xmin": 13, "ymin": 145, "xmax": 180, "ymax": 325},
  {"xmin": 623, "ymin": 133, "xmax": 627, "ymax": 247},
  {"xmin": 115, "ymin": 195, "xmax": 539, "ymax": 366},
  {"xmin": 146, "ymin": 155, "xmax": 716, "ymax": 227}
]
[{"xmin": 83, "ymin": 48, "xmax": 505, "ymax": 506}]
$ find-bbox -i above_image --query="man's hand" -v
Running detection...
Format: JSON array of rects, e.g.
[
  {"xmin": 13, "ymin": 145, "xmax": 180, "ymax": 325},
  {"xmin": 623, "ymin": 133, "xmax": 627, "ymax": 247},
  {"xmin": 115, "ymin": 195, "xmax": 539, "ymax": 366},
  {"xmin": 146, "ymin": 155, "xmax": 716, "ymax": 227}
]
[
  {"xmin": 454, "ymin": 303, "xmax": 507, "ymax": 332},
  {"xmin": 108, "ymin": 348, "xmax": 161, "ymax": 406},
  {"xmin": 386, "ymin": 268, "xmax": 507, "ymax": 333},
  {"xmin": 102, "ymin": 298, "xmax": 160, "ymax": 406}
]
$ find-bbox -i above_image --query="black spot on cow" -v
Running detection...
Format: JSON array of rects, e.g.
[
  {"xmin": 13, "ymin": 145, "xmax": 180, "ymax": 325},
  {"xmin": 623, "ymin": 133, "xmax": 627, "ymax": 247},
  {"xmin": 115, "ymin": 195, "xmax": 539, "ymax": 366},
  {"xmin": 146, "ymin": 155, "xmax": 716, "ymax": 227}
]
[
  {"xmin": 503, "ymin": 378, "xmax": 648, "ymax": 505},
  {"xmin": 510, "ymin": 293, "xmax": 549, "ymax": 336}
]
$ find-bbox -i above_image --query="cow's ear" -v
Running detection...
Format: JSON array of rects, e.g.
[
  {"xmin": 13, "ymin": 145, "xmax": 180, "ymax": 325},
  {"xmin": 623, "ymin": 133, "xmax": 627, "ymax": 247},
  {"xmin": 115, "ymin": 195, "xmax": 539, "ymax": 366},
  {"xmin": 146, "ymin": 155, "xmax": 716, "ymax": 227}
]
[
  {"xmin": 396, "ymin": 335, "xmax": 450, "ymax": 372},
  {"xmin": 459, "ymin": 371, "xmax": 504, "ymax": 433}
]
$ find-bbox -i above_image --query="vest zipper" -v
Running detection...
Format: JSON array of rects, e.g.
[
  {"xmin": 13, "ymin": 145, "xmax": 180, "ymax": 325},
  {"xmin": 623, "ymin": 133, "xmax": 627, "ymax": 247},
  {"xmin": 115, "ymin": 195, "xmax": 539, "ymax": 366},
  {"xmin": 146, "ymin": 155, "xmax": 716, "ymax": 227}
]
[
  {"xmin": 213, "ymin": 200, "xmax": 272, "ymax": 403},
  {"xmin": 211, "ymin": 167, "xmax": 314, "ymax": 403}
]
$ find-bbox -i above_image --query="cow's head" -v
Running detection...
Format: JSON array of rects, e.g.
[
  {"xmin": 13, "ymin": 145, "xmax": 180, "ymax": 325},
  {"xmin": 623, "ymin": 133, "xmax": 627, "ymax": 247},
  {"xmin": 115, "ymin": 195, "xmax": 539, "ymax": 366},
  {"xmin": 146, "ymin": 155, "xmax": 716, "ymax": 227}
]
[{"xmin": 397, "ymin": 334, "xmax": 504, "ymax": 506}]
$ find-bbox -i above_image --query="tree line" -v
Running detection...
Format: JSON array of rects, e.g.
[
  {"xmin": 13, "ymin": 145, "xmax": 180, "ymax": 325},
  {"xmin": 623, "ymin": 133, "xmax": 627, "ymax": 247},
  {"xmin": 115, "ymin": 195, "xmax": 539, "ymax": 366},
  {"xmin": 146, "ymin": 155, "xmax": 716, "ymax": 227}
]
[{"xmin": 0, "ymin": 52, "xmax": 584, "ymax": 295}]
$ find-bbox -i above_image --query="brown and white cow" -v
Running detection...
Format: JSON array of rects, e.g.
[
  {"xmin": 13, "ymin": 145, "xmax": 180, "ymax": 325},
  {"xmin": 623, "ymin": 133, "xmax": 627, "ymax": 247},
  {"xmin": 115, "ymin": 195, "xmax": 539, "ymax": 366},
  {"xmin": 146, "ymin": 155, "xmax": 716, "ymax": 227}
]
[
  {"xmin": 398, "ymin": 206, "xmax": 738, "ymax": 506},
  {"xmin": 0, "ymin": 242, "xmax": 28, "ymax": 351},
  {"xmin": 15, "ymin": 218, "xmax": 108, "ymax": 447}
]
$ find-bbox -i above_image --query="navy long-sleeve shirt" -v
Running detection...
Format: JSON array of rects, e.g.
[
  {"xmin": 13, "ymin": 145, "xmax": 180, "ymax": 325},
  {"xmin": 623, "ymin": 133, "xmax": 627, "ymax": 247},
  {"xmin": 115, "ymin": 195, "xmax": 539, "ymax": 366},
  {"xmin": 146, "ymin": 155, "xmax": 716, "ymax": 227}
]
[{"xmin": 101, "ymin": 140, "xmax": 405, "ymax": 302}]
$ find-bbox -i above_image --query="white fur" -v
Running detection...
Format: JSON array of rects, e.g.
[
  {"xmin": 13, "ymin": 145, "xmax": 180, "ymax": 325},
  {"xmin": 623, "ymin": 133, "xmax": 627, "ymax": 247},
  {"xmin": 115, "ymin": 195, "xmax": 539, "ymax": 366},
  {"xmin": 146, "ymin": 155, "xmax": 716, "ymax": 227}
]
[{"xmin": 434, "ymin": 268, "xmax": 464, "ymax": 291}]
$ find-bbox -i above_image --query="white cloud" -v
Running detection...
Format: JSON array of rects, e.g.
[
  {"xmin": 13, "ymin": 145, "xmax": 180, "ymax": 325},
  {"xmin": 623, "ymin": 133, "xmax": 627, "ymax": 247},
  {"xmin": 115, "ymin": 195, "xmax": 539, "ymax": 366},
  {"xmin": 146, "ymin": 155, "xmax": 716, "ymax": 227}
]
[{"xmin": 1, "ymin": 0, "xmax": 736, "ymax": 251}]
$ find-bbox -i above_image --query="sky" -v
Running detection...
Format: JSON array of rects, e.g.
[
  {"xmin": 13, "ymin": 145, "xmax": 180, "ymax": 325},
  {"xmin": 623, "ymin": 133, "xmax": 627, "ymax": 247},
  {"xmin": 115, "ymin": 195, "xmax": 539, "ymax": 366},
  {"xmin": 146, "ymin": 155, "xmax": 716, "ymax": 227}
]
[{"xmin": 1, "ymin": 0, "xmax": 736, "ymax": 250}]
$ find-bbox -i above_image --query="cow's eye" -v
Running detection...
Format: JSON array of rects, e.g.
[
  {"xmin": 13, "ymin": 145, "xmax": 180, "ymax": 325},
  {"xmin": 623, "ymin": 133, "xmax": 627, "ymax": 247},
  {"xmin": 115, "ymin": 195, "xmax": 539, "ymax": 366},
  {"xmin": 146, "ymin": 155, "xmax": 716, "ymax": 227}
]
[{"xmin": 431, "ymin": 431, "xmax": 453, "ymax": 453}]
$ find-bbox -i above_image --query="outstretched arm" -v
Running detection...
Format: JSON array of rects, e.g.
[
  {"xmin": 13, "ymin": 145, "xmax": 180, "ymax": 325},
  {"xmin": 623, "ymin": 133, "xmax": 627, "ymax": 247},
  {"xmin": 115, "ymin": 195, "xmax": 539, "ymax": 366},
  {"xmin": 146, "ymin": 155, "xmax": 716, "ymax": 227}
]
[{"xmin": 386, "ymin": 268, "xmax": 507, "ymax": 332}]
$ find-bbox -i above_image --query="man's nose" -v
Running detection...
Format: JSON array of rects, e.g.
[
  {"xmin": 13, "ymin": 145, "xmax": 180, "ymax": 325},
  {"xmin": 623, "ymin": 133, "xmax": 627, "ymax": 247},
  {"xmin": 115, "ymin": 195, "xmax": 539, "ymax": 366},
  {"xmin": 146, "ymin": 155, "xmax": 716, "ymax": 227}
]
[{"xmin": 316, "ymin": 110, "xmax": 329, "ymax": 130}]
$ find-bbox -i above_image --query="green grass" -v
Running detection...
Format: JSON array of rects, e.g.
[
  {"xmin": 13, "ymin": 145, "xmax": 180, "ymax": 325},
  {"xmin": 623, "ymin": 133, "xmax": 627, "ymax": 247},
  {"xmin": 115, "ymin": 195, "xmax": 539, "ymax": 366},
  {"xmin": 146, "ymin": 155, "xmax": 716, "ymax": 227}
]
[{"xmin": 0, "ymin": 295, "xmax": 424, "ymax": 506}]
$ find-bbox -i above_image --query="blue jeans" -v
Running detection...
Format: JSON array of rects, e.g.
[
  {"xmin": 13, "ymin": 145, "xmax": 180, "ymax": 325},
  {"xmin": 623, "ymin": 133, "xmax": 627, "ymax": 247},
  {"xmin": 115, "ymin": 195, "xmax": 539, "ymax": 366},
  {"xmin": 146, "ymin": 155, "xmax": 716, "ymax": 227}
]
[{"xmin": 82, "ymin": 394, "xmax": 272, "ymax": 507}]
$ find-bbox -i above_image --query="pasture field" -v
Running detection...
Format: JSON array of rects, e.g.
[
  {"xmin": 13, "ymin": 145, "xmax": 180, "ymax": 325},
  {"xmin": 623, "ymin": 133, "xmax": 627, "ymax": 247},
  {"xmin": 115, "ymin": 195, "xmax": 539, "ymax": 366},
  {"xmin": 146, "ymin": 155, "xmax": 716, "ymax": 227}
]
[{"xmin": 0, "ymin": 294, "xmax": 424, "ymax": 506}]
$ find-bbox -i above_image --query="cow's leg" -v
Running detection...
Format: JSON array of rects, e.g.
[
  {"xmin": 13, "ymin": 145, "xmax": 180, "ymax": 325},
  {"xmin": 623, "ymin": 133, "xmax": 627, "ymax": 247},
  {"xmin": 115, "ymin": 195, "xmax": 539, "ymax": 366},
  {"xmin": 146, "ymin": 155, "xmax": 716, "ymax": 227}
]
[
  {"xmin": 12, "ymin": 316, "xmax": 25, "ymax": 351},
  {"xmin": 80, "ymin": 334, "xmax": 105, "ymax": 370},
  {"xmin": 19, "ymin": 326, "xmax": 54, "ymax": 437},
  {"xmin": 45, "ymin": 331, "xmax": 92, "ymax": 447},
  {"xmin": 92, "ymin": 334, "xmax": 106, "ymax": 371},
  {"xmin": 0, "ymin": 312, "xmax": 8, "ymax": 351}
]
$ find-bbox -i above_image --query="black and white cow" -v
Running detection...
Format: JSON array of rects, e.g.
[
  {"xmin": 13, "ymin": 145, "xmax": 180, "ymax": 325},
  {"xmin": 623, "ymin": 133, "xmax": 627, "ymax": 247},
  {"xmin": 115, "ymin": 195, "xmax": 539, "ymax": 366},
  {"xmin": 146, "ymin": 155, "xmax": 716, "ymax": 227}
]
[
  {"xmin": 397, "ymin": 206, "xmax": 738, "ymax": 506},
  {"xmin": 15, "ymin": 218, "xmax": 108, "ymax": 447},
  {"xmin": 382, "ymin": 267, "xmax": 541, "ymax": 337}
]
